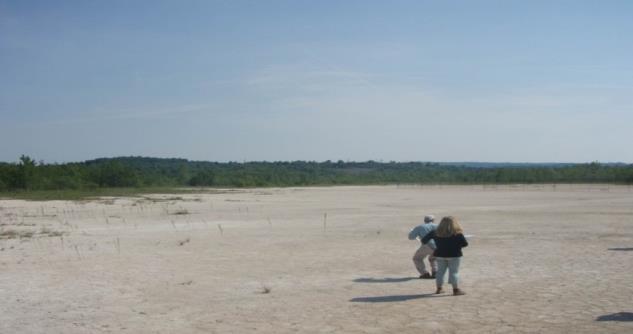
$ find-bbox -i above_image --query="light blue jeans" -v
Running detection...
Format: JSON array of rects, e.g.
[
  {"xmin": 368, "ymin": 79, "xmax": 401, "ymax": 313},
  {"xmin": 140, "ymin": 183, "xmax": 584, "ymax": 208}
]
[{"xmin": 435, "ymin": 257, "xmax": 461, "ymax": 287}]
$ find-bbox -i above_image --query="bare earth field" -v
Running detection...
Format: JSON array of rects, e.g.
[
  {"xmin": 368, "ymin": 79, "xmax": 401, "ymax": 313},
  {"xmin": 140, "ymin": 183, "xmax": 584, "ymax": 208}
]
[{"xmin": 1, "ymin": 185, "xmax": 632, "ymax": 333}]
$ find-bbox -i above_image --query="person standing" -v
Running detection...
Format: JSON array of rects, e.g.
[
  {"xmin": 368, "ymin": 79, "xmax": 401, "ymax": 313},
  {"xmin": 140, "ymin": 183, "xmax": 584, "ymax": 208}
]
[
  {"xmin": 422, "ymin": 216, "xmax": 468, "ymax": 296},
  {"xmin": 408, "ymin": 215, "xmax": 438, "ymax": 279}
]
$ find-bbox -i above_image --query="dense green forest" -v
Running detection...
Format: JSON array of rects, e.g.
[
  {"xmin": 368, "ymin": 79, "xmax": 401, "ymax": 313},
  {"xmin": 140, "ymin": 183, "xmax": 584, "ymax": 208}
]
[{"xmin": 1, "ymin": 155, "xmax": 632, "ymax": 192}]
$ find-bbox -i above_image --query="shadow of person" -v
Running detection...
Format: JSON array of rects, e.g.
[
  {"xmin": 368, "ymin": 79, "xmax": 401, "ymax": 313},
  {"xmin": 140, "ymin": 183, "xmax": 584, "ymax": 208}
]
[
  {"xmin": 353, "ymin": 277, "xmax": 418, "ymax": 283},
  {"xmin": 607, "ymin": 248, "xmax": 633, "ymax": 251},
  {"xmin": 596, "ymin": 312, "xmax": 633, "ymax": 322},
  {"xmin": 350, "ymin": 293, "xmax": 445, "ymax": 303}
]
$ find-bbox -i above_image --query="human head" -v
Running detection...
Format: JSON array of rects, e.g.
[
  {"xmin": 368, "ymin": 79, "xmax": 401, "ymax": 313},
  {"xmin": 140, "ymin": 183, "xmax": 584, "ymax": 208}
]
[
  {"xmin": 424, "ymin": 215, "xmax": 435, "ymax": 224},
  {"xmin": 436, "ymin": 216, "xmax": 463, "ymax": 237}
]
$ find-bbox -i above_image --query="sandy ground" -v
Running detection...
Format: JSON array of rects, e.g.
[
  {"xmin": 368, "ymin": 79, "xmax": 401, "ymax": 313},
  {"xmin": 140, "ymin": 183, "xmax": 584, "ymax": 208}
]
[{"xmin": 1, "ymin": 185, "xmax": 632, "ymax": 333}]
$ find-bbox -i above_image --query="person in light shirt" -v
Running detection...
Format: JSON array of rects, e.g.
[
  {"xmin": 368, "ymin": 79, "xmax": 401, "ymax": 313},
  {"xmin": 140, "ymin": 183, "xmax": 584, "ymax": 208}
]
[{"xmin": 408, "ymin": 215, "xmax": 438, "ymax": 279}]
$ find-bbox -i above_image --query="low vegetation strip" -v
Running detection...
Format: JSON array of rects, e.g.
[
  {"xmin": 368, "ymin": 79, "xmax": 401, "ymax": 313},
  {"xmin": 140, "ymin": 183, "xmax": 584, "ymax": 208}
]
[
  {"xmin": 0, "ymin": 187, "xmax": 202, "ymax": 201},
  {"xmin": 0, "ymin": 156, "xmax": 632, "ymax": 199}
]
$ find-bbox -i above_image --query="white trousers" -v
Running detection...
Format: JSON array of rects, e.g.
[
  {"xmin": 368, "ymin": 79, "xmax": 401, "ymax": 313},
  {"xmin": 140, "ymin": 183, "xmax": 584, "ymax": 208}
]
[{"xmin": 412, "ymin": 244, "xmax": 437, "ymax": 275}]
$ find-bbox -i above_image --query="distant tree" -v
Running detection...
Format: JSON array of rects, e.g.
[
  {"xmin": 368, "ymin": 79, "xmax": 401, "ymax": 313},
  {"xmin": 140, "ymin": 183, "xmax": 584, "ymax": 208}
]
[
  {"xmin": 90, "ymin": 161, "xmax": 139, "ymax": 187},
  {"xmin": 189, "ymin": 170, "xmax": 215, "ymax": 186},
  {"xmin": 16, "ymin": 155, "xmax": 36, "ymax": 189}
]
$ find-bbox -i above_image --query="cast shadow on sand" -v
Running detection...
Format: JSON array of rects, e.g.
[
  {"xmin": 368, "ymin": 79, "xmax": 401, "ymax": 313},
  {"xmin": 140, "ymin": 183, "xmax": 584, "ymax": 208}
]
[
  {"xmin": 350, "ymin": 293, "xmax": 445, "ymax": 303},
  {"xmin": 353, "ymin": 277, "xmax": 418, "ymax": 283},
  {"xmin": 607, "ymin": 247, "xmax": 633, "ymax": 251},
  {"xmin": 596, "ymin": 312, "xmax": 633, "ymax": 322}
]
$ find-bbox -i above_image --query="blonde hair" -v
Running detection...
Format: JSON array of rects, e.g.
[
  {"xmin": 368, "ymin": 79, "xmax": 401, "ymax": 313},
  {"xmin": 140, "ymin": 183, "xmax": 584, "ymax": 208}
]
[{"xmin": 436, "ymin": 216, "xmax": 463, "ymax": 237}]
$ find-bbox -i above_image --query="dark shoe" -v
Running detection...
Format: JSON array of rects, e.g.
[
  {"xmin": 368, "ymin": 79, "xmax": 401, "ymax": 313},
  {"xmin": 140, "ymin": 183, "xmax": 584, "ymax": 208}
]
[
  {"xmin": 431, "ymin": 271, "xmax": 437, "ymax": 279},
  {"xmin": 420, "ymin": 273, "xmax": 433, "ymax": 279},
  {"xmin": 435, "ymin": 287, "xmax": 444, "ymax": 294},
  {"xmin": 453, "ymin": 288, "xmax": 466, "ymax": 296}
]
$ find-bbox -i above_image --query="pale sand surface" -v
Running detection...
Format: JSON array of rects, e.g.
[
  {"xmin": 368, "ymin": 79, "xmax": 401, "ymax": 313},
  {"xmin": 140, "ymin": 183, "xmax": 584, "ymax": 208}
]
[{"xmin": 1, "ymin": 185, "xmax": 632, "ymax": 333}]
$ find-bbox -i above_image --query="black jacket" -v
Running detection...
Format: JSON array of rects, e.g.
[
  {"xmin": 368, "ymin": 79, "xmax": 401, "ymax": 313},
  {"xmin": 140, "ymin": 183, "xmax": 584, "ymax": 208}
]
[{"xmin": 422, "ymin": 231, "xmax": 468, "ymax": 257}]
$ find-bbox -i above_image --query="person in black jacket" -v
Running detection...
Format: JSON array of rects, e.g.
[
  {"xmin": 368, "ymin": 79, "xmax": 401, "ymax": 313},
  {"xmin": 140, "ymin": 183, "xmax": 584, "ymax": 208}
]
[{"xmin": 422, "ymin": 216, "xmax": 468, "ymax": 296}]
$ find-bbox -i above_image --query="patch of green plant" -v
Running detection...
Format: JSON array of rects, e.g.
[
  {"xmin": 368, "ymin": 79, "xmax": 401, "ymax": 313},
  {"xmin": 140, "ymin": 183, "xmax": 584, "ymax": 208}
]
[{"xmin": 0, "ymin": 187, "xmax": 204, "ymax": 201}]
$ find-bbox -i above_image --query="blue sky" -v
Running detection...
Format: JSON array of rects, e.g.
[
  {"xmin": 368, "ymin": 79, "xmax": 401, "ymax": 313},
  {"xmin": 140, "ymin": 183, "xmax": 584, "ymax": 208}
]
[{"xmin": 1, "ymin": 1, "xmax": 632, "ymax": 163}]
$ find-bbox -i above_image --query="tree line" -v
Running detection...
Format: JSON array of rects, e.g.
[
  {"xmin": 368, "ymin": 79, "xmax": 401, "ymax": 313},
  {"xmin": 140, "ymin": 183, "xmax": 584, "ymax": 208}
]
[{"xmin": 1, "ymin": 155, "xmax": 632, "ymax": 192}]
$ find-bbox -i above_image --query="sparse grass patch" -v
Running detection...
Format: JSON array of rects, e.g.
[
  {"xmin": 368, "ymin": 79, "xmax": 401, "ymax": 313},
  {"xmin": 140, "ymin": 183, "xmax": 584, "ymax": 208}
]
[
  {"xmin": 0, "ymin": 227, "xmax": 65, "ymax": 239},
  {"xmin": 141, "ymin": 196, "xmax": 184, "ymax": 203},
  {"xmin": 0, "ymin": 229, "xmax": 34, "ymax": 239},
  {"xmin": 39, "ymin": 227, "xmax": 64, "ymax": 237},
  {"xmin": 0, "ymin": 230, "xmax": 19, "ymax": 239},
  {"xmin": 0, "ymin": 187, "xmax": 207, "ymax": 201}
]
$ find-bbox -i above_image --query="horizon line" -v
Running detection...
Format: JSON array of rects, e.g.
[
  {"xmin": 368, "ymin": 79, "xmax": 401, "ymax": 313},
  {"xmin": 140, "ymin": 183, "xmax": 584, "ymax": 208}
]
[{"xmin": 1, "ymin": 155, "xmax": 630, "ymax": 166}]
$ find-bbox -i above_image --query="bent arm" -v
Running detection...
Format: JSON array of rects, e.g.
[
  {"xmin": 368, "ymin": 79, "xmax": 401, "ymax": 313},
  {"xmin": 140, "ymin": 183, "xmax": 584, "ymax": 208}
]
[
  {"xmin": 421, "ymin": 230, "xmax": 435, "ymax": 244},
  {"xmin": 408, "ymin": 227, "xmax": 419, "ymax": 240},
  {"xmin": 459, "ymin": 234, "xmax": 468, "ymax": 248}
]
